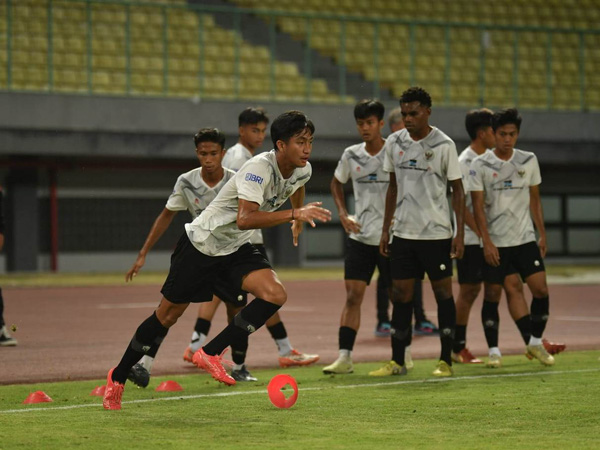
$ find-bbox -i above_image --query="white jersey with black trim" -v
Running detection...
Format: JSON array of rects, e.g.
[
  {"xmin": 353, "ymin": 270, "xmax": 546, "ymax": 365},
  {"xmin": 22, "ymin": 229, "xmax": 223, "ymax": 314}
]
[
  {"xmin": 383, "ymin": 127, "xmax": 462, "ymax": 240},
  {"xmin": 222, "ymin": 142, "xmax": 263, "ymax": 245},
  {"xmin": 186, "ymin": 150, "xmax": 311, "ymax": 256},
  {"xmin": 165, "ymin": 167, "xmax": 236, "ymax": 218},
  {"xmin": 334, "ymin": 141, "xmax": 389, "ymax": 246},
  {"xmin": 458, "ymin": 146, "xmax": 487, "ymax": 246},
  {"xmin": 469, "ymin": 148, "xmax": 541, "ymax": 247}
]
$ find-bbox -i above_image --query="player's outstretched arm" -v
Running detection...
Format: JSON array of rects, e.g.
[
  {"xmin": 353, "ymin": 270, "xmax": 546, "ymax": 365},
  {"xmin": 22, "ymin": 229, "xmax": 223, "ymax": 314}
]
[
  {"xmin": 450, "ymin": 178, "xmax": 465, "ymax": 259},
  {"xmin": 237, "ymin": 199, "xmax": 331, "ymax": 231},
  {"xmin": 379, "ymin": 173, "xmax": 397, "ymax": 257},
  {"xmin": 529, "ymin": 185, "xmax": 547, "ymax": 258},
  {"xmin": 330, "ymin": 176, "xmax": 360, "ymax": 235},
  {"xmin": 125, "ymin": 208, "xmax": 177, "ymax": 282}
]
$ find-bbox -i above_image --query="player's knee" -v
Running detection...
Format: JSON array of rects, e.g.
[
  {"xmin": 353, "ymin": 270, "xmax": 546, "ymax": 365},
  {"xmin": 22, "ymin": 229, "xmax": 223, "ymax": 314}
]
[
  {"xmin": 261, "ymin": 283, "xmax": 287, "ymax": 306},
  {"xmin": 432, "ymin": 286, "xmax": 452, "ymax": 301},
  {"xmin": 531, "ymin": 286, "xmax": 549, "ymax": 298},
  {"xmin": 460, "ymin": 285, "xmax": 481, "ymax": 304},
  {"xmin": 345, "ymin": 290, "xmax": 364, "ymax": 308}
]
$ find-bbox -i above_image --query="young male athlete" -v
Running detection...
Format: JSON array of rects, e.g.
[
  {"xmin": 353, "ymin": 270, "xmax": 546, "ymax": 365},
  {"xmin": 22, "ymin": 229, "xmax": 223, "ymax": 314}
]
[
  {"xmin": 470, "ymin": 108, "xmax": 556, "ymax": 367},
  {"xmin": 103, "ymin": 111, "xmax": 331, "ymax": 410},
  {"xmin": 371, "ymin": 87, "xmax": 465, "ymax": 378},
  {"xmin": 453, "ymin": 109, "xmax": 565, "ymax": 367},
  {"xmin": 182, "ymin": 107, "xmax": 319, "ymax": 370},
  {"xmin": 375, "ymin": 108, "xmax": 439, "ymax": 338},
  {"xmin": 124, "ymin": 128, "xmax": 261, "ymax": 384},
  {"xmin": 323, "ymin": 100, "xmax": 406, "ymax": 375}
]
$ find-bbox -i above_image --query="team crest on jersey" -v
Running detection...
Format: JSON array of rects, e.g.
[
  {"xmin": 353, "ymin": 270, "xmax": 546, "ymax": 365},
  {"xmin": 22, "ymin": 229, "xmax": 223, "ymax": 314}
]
[
  {"xmin": 424, "ymin": 150, "xmax": 434, "ymax": 161},
  {"xmin": 517, "ymin": 170, "xmax": 526, "ymax": 178}
]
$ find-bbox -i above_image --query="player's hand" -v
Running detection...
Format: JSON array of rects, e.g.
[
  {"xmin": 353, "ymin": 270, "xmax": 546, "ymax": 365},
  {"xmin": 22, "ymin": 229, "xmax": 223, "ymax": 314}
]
[
  {"xmin": 482, "ymin": 240, "xmax": 500, "ymax": 267},
  {"xmin": 293, "ymin": 202, "xmax": 332, "ymax": 228},
  {"xmin": 538, "ymin": 236, "xmax": 547, "ymax": 258},
  {"xmin": 125, "ymin": 255, "xmax": 146, "ymax": 282},
  {"xmin": 450, "ymin": 237, "xmax": 464, "ymax": 260},
  {"xmin": 379, "ymin": 230, "xmax": 390, "ymax": 257},
  {"xmin": 340, "ymin": 214, "xmax": 361, "ymax": 235},
  {"xmin": 290, "ymin": 219, "xmax": 303, "ymax": 247}
]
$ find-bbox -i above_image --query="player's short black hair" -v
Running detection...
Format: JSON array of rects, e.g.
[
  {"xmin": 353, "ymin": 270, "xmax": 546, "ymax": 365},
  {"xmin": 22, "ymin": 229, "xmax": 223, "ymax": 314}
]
[
  {"xmin": 238, "ymin": 107, "xmax": 269, "ymax": 127},
  {"xmin": 193, "ymin": 127, "xmax": 226, "ymax": 149},
  {"xmin": 492, "ymin": 108, "xmax": 522, "ymax": 132},
  {"xmin": 465, "ymin": 108, "xmax": 494, "ymax": 140},
  {"xmin": 399, "ymin": 86, "xmax": 432, "ymax": 108},
  {"xmin": 353, "ymin": 99, "xmax": 385, "ymax": 121},
  {"xmin": 271, "ymin": 110, "xmax": 315, "ymax": 148}
]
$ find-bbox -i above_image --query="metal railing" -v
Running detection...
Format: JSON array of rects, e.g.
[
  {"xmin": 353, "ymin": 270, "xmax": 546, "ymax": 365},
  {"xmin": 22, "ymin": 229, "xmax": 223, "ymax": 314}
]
[{"xmin": 1, "ymin": 0, "xmax": 599, "ymax": 109}]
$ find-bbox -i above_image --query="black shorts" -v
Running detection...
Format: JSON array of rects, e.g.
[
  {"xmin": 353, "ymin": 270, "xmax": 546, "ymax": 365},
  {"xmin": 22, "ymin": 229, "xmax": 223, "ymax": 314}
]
[
  {"xmin": 389, "ymin": 237, "xmax": 453, "ymax": 282},
  {"xmin": 344, "ymin": 238, "xmax": 391, "ymax": 285},
  {"xmin": 482, "ymin": 241, "xmax": 545, "ymax": 285},
  {"xmin": 161, "ymin": 233, "xmax": 271, "ymax": 305},
  {"xmin": 456, "ymin": 245, "xmax": 484, "ymax": 284}
]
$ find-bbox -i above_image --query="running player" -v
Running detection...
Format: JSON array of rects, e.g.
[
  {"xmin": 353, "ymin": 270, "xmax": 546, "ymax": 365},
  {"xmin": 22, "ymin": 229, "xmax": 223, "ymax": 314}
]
[
  {"xmin": 322, "ymin": 100, "xmax": 401, "ymax": 374},
  {"xmin": 470, "ymin": 108, "xmax": 555, "ymax": 366},
  {"xmin": 124, "ymin": 128, "xmax": 259, "ymax": 384},
  {"xmin": 182, "ymin": 107, "xmax": 319, "ymax": 370},
  {"xmin": 103, "ymin": 110, "xmax": 331, "ymax": 410},
  {"xmin": 370, "ymin": 87, "xmax": 465, "ymax": 377}
]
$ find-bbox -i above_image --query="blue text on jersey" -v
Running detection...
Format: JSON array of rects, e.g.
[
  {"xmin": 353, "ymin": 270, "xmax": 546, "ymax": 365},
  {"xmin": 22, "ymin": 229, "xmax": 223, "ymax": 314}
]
[{"xmin": 245, "ymin": 173, "xmax": 264, "ymax": 184}]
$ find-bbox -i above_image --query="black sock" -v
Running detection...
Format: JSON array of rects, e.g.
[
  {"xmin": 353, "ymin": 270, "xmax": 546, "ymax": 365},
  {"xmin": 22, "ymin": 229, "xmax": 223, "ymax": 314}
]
[
  {"xmin": 339, "ymin": 326, "xmax": 357, "ymax": 351},
  {"xmin": 230, "ymin": 332, "xmax": 249, "ymax": 365},
  {"xmin": 376, "ymin": 276, "xmax": 390, "ymax": 324},
  {"xmin": 514, "ymin": 315, "xmax": 532, "ymax": 345},
  {"xmin": 203, "ymin": 298, "xmax": 280, "ymax": 356},
  {"xmin": 481, "ymin": 300, "xmax": 500, "ymax": 348},
  {"xmin": 194, "ymin": 318, "xmax": 211, "ymax": 336},
  {"xmin": 391, "ymin": 301, "xmax": 413, "ymax": 365},
  {"xmin": 113, "ymin": 312, "xmax": 169, "ymax": 383},
  {"xmin": 147, "ymin": 328, "xmax": 170, "ymax": 358},
  {"xmin": 267, "ymin": 321, "xmax": 287, "ymax": 340},
  {"xmin": 413, "ymin": 282, "xmax": 426, "ymax": 323},
  {"xmin": 437, "ymin": 297, "xmax": 456, "ymax": 365},
  {"xmin": 454, "ymin": 325, "xmax": 467, "ymax": 353},
  {"xmin": 530, "ymin": 296, "xmax": 549, "ymax": 338}
]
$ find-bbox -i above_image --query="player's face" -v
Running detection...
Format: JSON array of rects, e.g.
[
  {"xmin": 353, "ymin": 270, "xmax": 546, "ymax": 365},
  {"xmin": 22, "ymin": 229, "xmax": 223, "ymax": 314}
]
[
  {"xmin": 494, "ymin": 124, "xmax": 519, "ymax": 153},
  {"xmin": 195, "ymin": 142, "xmax": 225, "ymax": 174},
  {"xmin": 355, "ymin": 115, "xmax": 384, "ymax": 143},
  {"xmin": 278, "ymin": 128, "xmax": 313, "ymax": 168},
  {"xmin": 481, "ymin": 126, "xmax": 496, "ymax": 149},
  {"xmin": 239, "ymin": 121, "xmax": 268, "ymax": 152},
  {"xmin": 400, "ymin": 101, "xmax": 431, "ymax": 137}
]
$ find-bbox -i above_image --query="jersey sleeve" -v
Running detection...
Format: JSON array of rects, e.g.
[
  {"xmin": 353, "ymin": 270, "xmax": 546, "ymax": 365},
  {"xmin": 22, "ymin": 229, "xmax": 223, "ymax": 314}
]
[
  {"xmin": 333, "ymin": 152, "xmax": 350, "ymax": 183},
  {"xmin": 445, "ymin": 142, "xmax": 462, "ymax": 181},
  {"xmin": 530, "ymin": 154, "xmax": 542, "ymax": 186},
  {"xmin": 237, "ymin": 160, "xmax": 269, "ymax": 205},
  {"xmin": 165, "ymin": 176, "xmax": 190, "ymax": 211},
  {"xmin": 383, "ymin": 140, "xmax": 395, "ymax": 173},
  {"xmin": 468, "ymin": 158, "xmax": 484, "ymax": 191},
  {"xmin": 459, "ymin": 161, "xmax": 472, "ymax": 192}
]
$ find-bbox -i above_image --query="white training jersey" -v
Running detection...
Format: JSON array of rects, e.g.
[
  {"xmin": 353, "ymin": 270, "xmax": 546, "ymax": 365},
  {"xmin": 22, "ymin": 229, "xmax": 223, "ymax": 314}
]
[
  {"xmin": 458, "ymin": 146, "xmax": 487, "ymax": 246},
  {"xmin": 186, "ymin": 150, "xmax": 311, "ymax": 256},
  {"xmin": 383, "ymin": 127, "xmax": 462, "ymax": 240},
  {"xmin": 469, "ymin": 148, "xmax": 541, "ymax": 247},
  {"xmin": 165, "ymin": 167, "xmax": 236, "ymax": 218},
  {"xmin": 334, "ymin": 141, "xmax": 389, "ymax": 246},
  {"xmin": 222, "ymin": 142, "xmax": 263, "ymax": 245}
]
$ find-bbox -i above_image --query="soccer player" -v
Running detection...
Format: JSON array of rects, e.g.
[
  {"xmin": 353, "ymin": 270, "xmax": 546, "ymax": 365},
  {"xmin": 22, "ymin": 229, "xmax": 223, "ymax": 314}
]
[
  {"xmin": 103, "ymin": 110, "xmax": 331, "ymax": 410},
  {"xmin": 182, "ymin": 107, "xmax": 319, "ymax": 370},
  {"xmin": 371, "ymin": 87, "xmax": 465, "ymax": 377},
  {"xmin": 469, "ymin": 108, "xmax": 556, "ymax": 366},
  {"xmin": 322, "ymin": 100, "xmax": 401, "ymax": 375},
  {"xmin": 124, "ymin": 128, "xmax": 259, "ymax": 384},
  {"xmin": 375, "ymin": 108, "xmax": 439, "ymax": 338},
  {"xmin": 0, "ymin": 186, "xmax": 17, "ymax": 347}
]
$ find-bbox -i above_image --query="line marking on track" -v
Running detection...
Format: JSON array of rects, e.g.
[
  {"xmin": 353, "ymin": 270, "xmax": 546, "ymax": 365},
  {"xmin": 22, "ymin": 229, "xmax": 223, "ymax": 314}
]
[
  {"xmin": 97, "ymin": 303, "xmax": 158, "ymax": 309},
  {"xmin": 556, "ymin": 316, "xmax": 600, "ymax": 322},
  {"xmin": 1, "ymin": 368, "xmax": 599, "ymax": 415}
]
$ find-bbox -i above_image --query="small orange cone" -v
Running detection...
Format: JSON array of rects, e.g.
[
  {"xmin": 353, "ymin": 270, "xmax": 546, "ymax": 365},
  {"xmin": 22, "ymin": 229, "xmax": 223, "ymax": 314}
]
[
  {"xmin": 155, "ymin": 380, "xmax": 183, "ymax": 392},
  {"xmin": 23, "ymin": 391, "xmax": 53, "ymax": 404},
  {"xmin": 90, "ymin": 385, "xmax": 106, "ymax": 396},
  {"xmin": 267, "ymin": 374, "xmax": 298, "ymax": 409}
]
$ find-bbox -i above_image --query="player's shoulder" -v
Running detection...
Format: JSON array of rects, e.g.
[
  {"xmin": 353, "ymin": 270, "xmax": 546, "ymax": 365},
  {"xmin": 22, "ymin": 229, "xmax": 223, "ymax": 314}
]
[
  {"xmin": 341, "ymin": 142, "xmax": 365, "ymax": 159},
  {"xmin": 177, "ymin": 167, "xmax": 202, "ymax": 181},
  {"xmin": 427, "ymin": 127, "xmax": 455, "ymax": 148},
  {"xmin": 512, "ymin": 148, "xmax": 538, "ymax": 164},
  {"xmin": 223, "ymin": 167, "xmax": 236, "ymax": 180}
]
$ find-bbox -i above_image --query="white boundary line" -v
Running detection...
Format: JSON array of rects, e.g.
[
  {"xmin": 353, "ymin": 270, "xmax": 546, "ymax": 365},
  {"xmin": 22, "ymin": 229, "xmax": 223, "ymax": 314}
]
[{"xmin": 2, "ymin": 368, "xmax": 599, "ymax": 415}]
